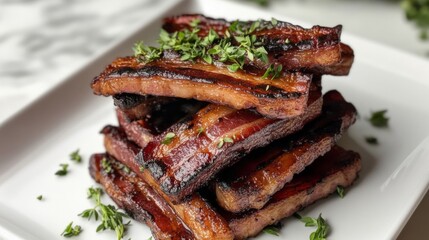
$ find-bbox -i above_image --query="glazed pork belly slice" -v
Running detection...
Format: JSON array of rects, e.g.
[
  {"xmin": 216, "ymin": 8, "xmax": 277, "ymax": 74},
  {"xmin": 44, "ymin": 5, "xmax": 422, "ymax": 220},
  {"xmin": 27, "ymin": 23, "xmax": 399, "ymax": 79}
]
[
  {"xmin": 114, "ymin": 93, "xmax": 207, "ymax": 148},
  {"xmin": 141, "ymin": 82, "xmax": 323, "ymax": 203},
  {"xmin": 215, "ymin": 90, "xmax": 357, "ymax": 213},
  {"xmin": 102, "ymin": 126, "xmax": 234, "ymax": 240},
  {"xmin": 219, "ymin": 145, "xmax": 362, "ymax": 239},
  {"xmin": 91, "ymin": 56, "xmax": 311, "ymax": 119},
  {"xmin": 89, "ymin": 153, "xmax": 195, "ymax": 240},
  {"xmin": 163, "ymin": 14, "xmax": 353, "ymax": 75}
]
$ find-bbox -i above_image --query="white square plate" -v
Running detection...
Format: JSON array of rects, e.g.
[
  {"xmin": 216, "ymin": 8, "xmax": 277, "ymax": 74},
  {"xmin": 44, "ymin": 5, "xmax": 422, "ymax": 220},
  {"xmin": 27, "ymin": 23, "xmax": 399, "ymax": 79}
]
[{"xmin": 1, "ymin": 0, "xmax": 429, "ymax": 239}]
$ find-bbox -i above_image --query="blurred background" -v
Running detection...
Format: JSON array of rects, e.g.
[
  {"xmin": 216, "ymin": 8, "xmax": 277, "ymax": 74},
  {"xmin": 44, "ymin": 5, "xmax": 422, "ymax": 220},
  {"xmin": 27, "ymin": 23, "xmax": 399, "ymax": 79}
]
[{"xmin": 0, "ymin": 0, "xmax": 427, "ymax": 238}]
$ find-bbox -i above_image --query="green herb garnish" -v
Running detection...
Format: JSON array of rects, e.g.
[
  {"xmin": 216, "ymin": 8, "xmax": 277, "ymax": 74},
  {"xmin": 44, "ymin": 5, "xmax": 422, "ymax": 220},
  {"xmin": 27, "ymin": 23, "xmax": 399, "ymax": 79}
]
[
  {"xmin": 122, "ymin": 165, "xmax": 131, "ymax": 174},
  {"xmin": 61, "ymin": 222, "xmax": 82, "ymax": 238},
  {"xmin": 197, "ymin": 127, "xmax": 205, "ymax": 137},
  {"xmin": 336, "ymin": 186, "xmax": 345, "ymax": 198},
  {"xmin": 263, "ymin": 225, "xmax": 280, "ymax": 236},
  {"xmin": 162, "ymin": 132, "xmax": 176, "ymax": 145},
  {"xmin": 402, "ymin": 0, "xmax": 429, "ymax": 40},
  {"xmin": 217, "ymin": 136, "xmax": 234, "ymax": 148},
  {"xmin": 69, "ymin": 149, "xmax": 82, "ymax": 163},
  {"xmin": 37, "ymin": 195, "xmax": 43, "ymax": 201},
  {"xmin": 295, "ymin": 213, "xmax": 329, "ymax": 240},
  {"xmin": 365, "ymin": 136, "xmax": 379, "ymax": 145},
  {"xmin": 101, "ymin": 157, "xmax": 112, "ymax": 173},
  {"xmin": 133, "ymin": 18, "xmax": 283, "ymax": 78},
  {"xmin": 55, "ymin": 164, "xmax": 69, "ymax": 176},
  {"xmin": 262, "ymin": 64, "xmax": 283, "ymax": 79},
  {"xmin": 139, "ymin": 166, "xmax": 145, "ymax": 172},
  {"xmin": 368, "ymin": 109, "xmax": 389, "ymax": 128},
  {"xmin": 79, "ymin": 187, "xmax": 130, "ymax": 240}
]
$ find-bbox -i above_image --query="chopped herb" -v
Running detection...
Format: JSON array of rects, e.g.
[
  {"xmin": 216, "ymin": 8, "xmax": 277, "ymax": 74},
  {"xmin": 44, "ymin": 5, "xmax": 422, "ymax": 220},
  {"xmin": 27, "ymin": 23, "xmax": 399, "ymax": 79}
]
[
  {"xmin": 139, "ymin": 166, "xmax": 145, "ymax": 172},
  {"xmin": 101, "ymin": 157, "xmax": 112, "ymax": 173},
  {"xmin": 336, "ymin": 186, "xmax": 345, "ymax": 198},
  {"xmin": 69, "ymin": 149, "xmax": 82, "ymax": 163},
  {"xmin": 162, "ymin": 132, "xmax": 176, "ymax": 145},
  {"xmin": 263, "ymin": 225, "xmax": 280, "ymax": 236},
  {"xmin": 79, "ymin": 187, "xmax": 130, "ymax": 240},
  {"xmin": 133, "ymin": 41, "xmax": 162, "ymax": 63},
  {"xmin": 87, "ymin": 187, "xmax": 103, "ymax": 199},
  {"xmin": 402, "ymin": 0, "xmax": 429, "ymax": 41},
  {"xmin": 271, "ymin": 17, "xmax": 278, "ymax": 26},
  {"xmin": 55, "ymin": 164, "xmax": 69, "ymax": 176},
  {"xmin": 295, "ymin": 213, "xmax": 329, "ymax": 240},
  {"xmin": 250, "ymin": 0, "xmax": 269, "ymax": 6},
  {"xmin": 133, "ymin": 19, "xmax": 277, "ymax": 77},
  {"xmin": 189, "ymin": 18, "xmax": 201, "ymax": 28},
  {"xmin": 147, "ymin": 237, "xmax": 153, "ymax": 240},
  {"xmin": 365, "ymin": 136, "xmax": 379, "ymax": 145},
  {"xmin": 368, "ymin": 109, "xmax": 389, "ymax": 128},
  {"xmin": 122, "ymin": 165, "xmax": 131, "ymax": 174},
  {"xmin": 197, "ymin": 127, "xmax": 205, "ymax": 137},
  {"xmin": 262, "ymin": 64, "xmax": 283, "ymax": 79},
  {"xmin": 37, "ymin": 195, "xmax": 43, "ymax": 201},
  {"xmin": 217, "ymin": 137, "xmax": 234, "ymax": 148},
  {"xmin": 61, "ymin": 222, "xmax": 82, "ymax": 237}
]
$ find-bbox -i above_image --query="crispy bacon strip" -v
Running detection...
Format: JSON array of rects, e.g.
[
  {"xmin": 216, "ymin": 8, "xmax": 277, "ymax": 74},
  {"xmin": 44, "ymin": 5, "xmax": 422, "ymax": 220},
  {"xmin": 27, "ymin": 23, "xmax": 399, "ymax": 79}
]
[
  {"xmin": 141, "ymin": 82, "xmax": 322, "ymax": 202},
  {"xmin": 115, "ymin": 94, "xmax": 206, "ymax": 148},
  {"xmin": 91, "ymin": 55, "xmax": 312, "ymax": 119},
  {"xmin": 101, "ymin": 126, "xmax": 234, "ymax": 240},
  {"xmin": 219, "ymin": 146, "xmax": 361, "ymax": 239},
  {"xmin": 163, "ymin": 14, "xmax": 353, "ymax": 75},
  {"xmin": 89, "ymin": 153, "xmax": 195, "ymax": 240},
  {"xmin": 215, "ymin": 90, "xmax": 357, "ymax": 212}
]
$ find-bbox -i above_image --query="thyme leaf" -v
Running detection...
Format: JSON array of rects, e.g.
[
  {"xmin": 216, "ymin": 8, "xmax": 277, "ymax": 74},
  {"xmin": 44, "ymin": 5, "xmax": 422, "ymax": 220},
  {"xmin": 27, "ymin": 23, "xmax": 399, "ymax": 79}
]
[
  {"xmin": 55, "ymin": 164, "xmax": 69, "ymax": 176},
  {"xmin": 61, "ymin": 222, "xmax": 82, "ymax": 238},
  {"xmin": 79, "ymin": 187, "xmax": 130, "ymax": 240},
  {"xmin": 368, "ymin": 109, "xmax": 389, "ymax": 128},
  {"xmin": 70, "ymin": 149, "xmax": 82, "ymax": 163},
  {"xmin": 162, "ymin": 132, "xmax": 176, "ymax": 145}
]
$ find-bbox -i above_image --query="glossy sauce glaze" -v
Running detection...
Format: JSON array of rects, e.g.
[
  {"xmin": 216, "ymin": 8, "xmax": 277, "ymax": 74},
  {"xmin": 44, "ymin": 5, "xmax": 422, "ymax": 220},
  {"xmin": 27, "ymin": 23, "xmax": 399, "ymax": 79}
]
[
  {"xmin": 215, "ymin": 90, "xmax": 358, "ymax": 212},
  {"xmin": 141, "ymin": 82, "xmax": 322, "ymax": 202}
]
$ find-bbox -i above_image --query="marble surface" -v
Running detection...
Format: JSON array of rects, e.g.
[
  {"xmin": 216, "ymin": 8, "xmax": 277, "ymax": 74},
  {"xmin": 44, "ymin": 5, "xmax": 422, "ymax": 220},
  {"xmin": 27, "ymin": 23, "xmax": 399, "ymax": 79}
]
[{"xmin": 0, "ymin": 0, "xmax": 427, "ymax": 239}]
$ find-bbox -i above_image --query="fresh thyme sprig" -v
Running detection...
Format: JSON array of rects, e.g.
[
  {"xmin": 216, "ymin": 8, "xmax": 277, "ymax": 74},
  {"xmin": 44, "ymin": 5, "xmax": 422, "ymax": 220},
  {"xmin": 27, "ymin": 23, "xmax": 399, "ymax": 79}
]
[
  {"xmin": 101, "ymin": 157, "xmax": 112, "ymax": 173},
  {"xmin": 133, "ymin": 18, "xmax": 283, "ymax": 78},
  {"xmin": 336, "ymin": 186, "xmax": 345, "ymax": 198},
  {"xmin": 262, "ymin": 64, "xmax": 283, "ymax": 79},
  {"xmin": 79, "ymin": 187, "xmax": 130, "ymax": 240},
  {"xmin": 294, "ymin": 213, "xmax": 329, "ymax": 240},
  {"xmin": 263, "ymin": 225, "xmax": 280, "ymax": 236},
  {"xmin": 402, "ymin": 0, "xmax": 429, "ymax": 40},
  {"xmin": 365, "ymin": 136, "xmax": 379, "ymax": 145},
  {"xmin": 61, "ymin": 222, "xmax": 82, "ymax": 238},
  {"xmin": 368, "ymin": 109, "xmax": 389, "ymax": 128},
  {"xmin": 69, "ymin": 149, "xmax": 82, "ymax": 163},
  {"xmin": 55, "ymin": 163, "xmax": 69, "ymax": 176}
]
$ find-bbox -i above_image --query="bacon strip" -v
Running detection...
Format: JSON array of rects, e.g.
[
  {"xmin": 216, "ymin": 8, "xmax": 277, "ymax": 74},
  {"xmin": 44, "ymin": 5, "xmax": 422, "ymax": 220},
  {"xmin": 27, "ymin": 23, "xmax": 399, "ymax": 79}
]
[
  {"xmin": 219, "ymin": 146, "xmax": 361, "ymax": 239},
  {"xmin": 141, "ymin": 82, "xmax": 322, "ymax": 202},
  {"xmin": 92, "ymin": 56, "xmax": 311, "ymax": 119},
  {"xmin": 101, "ymin": 126, "xmax": 234, "ymax": 240},
  {"xmin": 215, "ymin": 90, "xmax": 357, "ymax": 212},
  {"xmin": 89, "ymin": 153, "xmax": 195, "ymax": 240},
  {"xmin": 163, "ymin": 14, "xmax": 353, "ymax": 75},
  {"xmin": 115, "ymin": 94, "xmax": 207, "ymax": 148}
]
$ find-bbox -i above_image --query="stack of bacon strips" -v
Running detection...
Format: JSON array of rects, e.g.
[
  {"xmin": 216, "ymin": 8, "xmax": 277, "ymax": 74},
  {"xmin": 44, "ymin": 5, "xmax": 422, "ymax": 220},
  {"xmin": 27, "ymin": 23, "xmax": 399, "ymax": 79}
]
[{"xmin": 90, "ymin": 14, "xmax": 361, "ymax": 240}]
